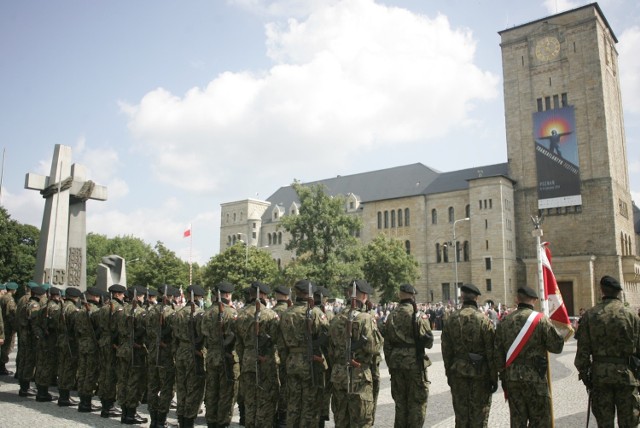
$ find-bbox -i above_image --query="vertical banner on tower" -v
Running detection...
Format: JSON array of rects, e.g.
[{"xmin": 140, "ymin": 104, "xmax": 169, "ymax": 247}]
[{"xmin": 533, "ymin": 106, "xmax": 582, "ymax": 209}]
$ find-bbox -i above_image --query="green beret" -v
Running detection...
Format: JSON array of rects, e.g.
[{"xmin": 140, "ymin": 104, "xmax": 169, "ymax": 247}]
[
  {"xmin": 28, "ymin": 281, "xmax": 40, "ymax": 289},
  {"xmin": 0, "ymin": 283, "xmax": 6, "ymax": 291},
  {"xmin": 41, "ymin": 283, "xmax": 51, "ymax": 291},
  {"xmin": 6, "ymin": 282, "xmax": 19, "ymax": 290}
]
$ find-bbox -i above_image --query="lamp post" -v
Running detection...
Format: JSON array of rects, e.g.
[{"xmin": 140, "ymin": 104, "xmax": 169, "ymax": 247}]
[
  {"xmin": 452, "ymin": 217, "xmax": 470, "ymax": 306},
  {"xmin": 237, "ymin": 233, "xmax": 249, "ymax": 278}
]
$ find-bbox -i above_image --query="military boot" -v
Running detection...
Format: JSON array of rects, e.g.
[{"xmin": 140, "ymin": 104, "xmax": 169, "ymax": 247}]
[
  {"xmin": 35, "ymin": 384, "xmax": 58, "ymax": 402},
  {"xmin": 207, "ymin": 423, "xmax": 218, "ymax": 428},
  {"xmin": 0, "ymin": 362, "xmax": 14, "ymax": 376},
  {"xmin": 156, "ymin": 411, "xmax": 169, "ymax": 428},
  {"xmin": 100, "ymin": 400, "xmax": 122, "ymax": 418},
  {"xmin": 57, "ymin": 389, "xmax": 79, "ymax": 406},
  {"xmin": 18, "ymin": 380, "xmax": 37, "ymax": 397},
  {"xmin": 123, "ymin": 407, "xmax": 148, "ymax": 425},
  {"xmin": 78, "ymin": 395, "xmax": 101, "ymax": 412}
]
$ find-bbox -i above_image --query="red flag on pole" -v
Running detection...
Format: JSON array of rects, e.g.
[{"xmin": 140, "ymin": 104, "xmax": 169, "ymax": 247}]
[
  {"xmin": 183, "ymin": 225, "xmax": 191, "ymax": 238},
  {"xmin": 541, "ymin": 241, "xmax": 574, "ymax": 340}
]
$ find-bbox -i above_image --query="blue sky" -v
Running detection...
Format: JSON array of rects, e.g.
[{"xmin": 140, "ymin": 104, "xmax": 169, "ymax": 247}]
[{"xmin": 1, "ymin": 0, "xmax": 639, "ymax": 267}]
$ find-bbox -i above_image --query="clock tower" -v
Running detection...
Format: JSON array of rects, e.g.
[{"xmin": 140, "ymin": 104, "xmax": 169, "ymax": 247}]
[{"xmin": 499, "ymin": 4, "xmax": 638, "ymax": 309}]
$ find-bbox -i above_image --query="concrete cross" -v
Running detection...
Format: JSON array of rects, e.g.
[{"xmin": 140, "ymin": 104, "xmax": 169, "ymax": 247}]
[{"xmin": 24, "ymin": 144, "xmax": 107, "ymax": 291}]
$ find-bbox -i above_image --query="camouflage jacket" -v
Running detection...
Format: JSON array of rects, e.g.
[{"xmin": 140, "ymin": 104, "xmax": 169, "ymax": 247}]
[
  {"xmin": 58, "ymin": 299, "xmax": 80, "ymax": 353},
  {"xmin": 0, "ymin": 293, "xmax": 17, "ymax": 330},
  {"xmin": 171, "ymin": 301, "xmax": 205, "ymax": 368},
  {"xmin": 33, "ymin": 298, "xmax": 61, "ymax": 345},
  {"xmin": 495, "ymin": 303, "xmax": 563, "ymax": 385},
  {"xmin": 146, "ymin": 300, "xmax": 177, "ymax": 363},
  {"xmin": 574, "ymin": 296, "xmax": 640, "ymax": 386},
  {"xmin": 115, "ymin": 299, "xmax": 148, "ymax": 359},
  {"xmin": 279, "ymin": 299, "xmax": 329, "ymax": 378},
  {"xmin": 383, "ymin": 300, "xmax": 432, "ymax": 371},
  {"xmin": 441, "ymin": 301, "xmax": 497, "ymax": 381},
  {"xmin": 202, "ymin": 299, "xmax": 239, "ymax": 367},
  {"xmin": 93, "ymin": 298, "xmax": 125, "ymax": 348},
  {"xmin": 235, "ymin": 299, "xmax": 280, "ymax": 374},
  {"xmin": 75, "ymin": 300, "xmax": 100, "ymax": 353}
]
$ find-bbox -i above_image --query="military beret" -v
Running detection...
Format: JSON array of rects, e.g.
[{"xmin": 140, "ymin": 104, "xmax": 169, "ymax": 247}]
[
  {"xmin": 186, "ymin": 284, "xmax": 206, "ymax": 297},
  {"xmin": 41, "ymin": 283, "xmax": 51, "ymax": 291},
  {"xmin": 171, "ymin": 287, "xmax": 182, "ymax": 298},
  {"xmin": 294, "ymin": 279, "xmax": 315, "ymax": 294},
  {"xmin": 31, "ymin": 286, "xmax": 46, "ymax": 296},
  {"xmin": 109, "ymin": 284, "xmax": 127, "ymax": 293},
  {"xmin": 399, "ymin": 284, "xmax": 418, "ymax": 295},
  {"xmin": 252, "ymin": 281, "xmax": 271, "ymax": 294},
  {"xmin": 65, "ymin": 287, "xmax": 82, "ymax": 298},
  {"xmin": 314, "ymin": 286, "xmax": 331, "ymax": 298},
  {"xmin": 157, "ymin": 285, "xmax": 171, "ymax": 295},
  {"xmin": 273, "ymin": 285, "xmax": 290, "ymax": 296},
  {"xmin": 242, "ymin": 287, "xmax": 252, "ymax": 297},
  {"xmin": 28, "ymin": 281, "xmax": 40, "ymax": 289},
  {"xmin": 101, "ymin": 290, "xmax": 111, "ymax": 300},
  {"xmin": 600, "ymin": 275, "xmax": 622, "ymax": 290},
  {"xmin": 146, "ymin": 288, "xmax": 158, "ymax": 297},
  {"xmin": 86, "ymin": 286, "xmax": 102, "ymax": 296},
  {"xmin": 6, "ymin": 282, "xmax": 19, "ymax": 290},
  {"xmin": 517, "ymin": 286, "xmax": 538, "ymax": 299},
  {"xmin": 353, "ymin": 279, "xmax": 374, "ymax": 295},
  {"xmin": 49, "ymin": 286, "xmax": 62, "ymax": 296},
  {"xmin": 0, "ymin": 283, "xmax": 5, "ymax": 291},
  {"xmin": 460, "ymin": 283, "xmax": 481, "ymax": 296},
  {"xmin": 133, "ymin": 285, "xmax": 147, "ymax": 296},
  {"xmin": 216, "ymin": 281, "xmax": 235, "ymax": 294}
]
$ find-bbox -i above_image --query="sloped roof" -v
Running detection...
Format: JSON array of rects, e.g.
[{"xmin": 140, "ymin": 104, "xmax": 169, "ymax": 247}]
[{"xmin": 263, "ymin": 162, "xmax": 510, "ymax": 223}]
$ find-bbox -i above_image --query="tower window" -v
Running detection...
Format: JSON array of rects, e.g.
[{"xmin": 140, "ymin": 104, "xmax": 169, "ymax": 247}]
[
  {"xmin": 537, "ymin": 98, "xmax": 543, "ymax": 112},
  {"xmin": 545, "ymin": 97, "xmax": 551, "ymax": 110},
  {"xmin": 561, "ymin": 93, "xmax": 568, "ymax": 107}
]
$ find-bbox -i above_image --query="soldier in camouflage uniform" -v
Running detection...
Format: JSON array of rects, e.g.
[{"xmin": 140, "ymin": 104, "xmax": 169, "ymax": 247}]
[
  {"xmin": 328, "ymin": 279, "xmax": 383, "ymax": 428},
  {"xmin": 272, "ymin": 285, "xmax": 292, "ymax": 428},
  {"xmin": 146, "ymin": 285, "xmax": 178, "ymax": 428},
  {"xmin": 173, "ymin": 284, "xmax": 206, "ymax": 428},
  {"xmin": 575, "ymin": 275, "xmax": 640, "ymax": 427},
  {"xmin": 235, "ymin": 286, "xmax": 253, "ymax": 426},
  {"xmin": 34, "ymin": 286, "xmax": 62, "ymax": 402},
  {"xmin": 0, "ymin": 281, "xmax": 18, "ymax": 376},
  {"xmin": 315, "ymin": 285, "xmax": 334, "ymax": 428},
  {"xmin": 75, "ymin": 286, "xmax": 102, "ymax": 413},
  {"xmin": 279, "ymin": 280, "xmax": 329, "ymax": 428},
  {"xmin": 17, "ymin": 284, "xmax": 44, "ymax": 397},
  {"xmin": 114, "ymin": 285, "xmax": 149, "ymax": 424},
  {"xmin": 202, "ymin": 281, "xmax": 240, "ymax": 428},
  {"xmin": 442, "ymin": 283, "xmax": 497, "ymax": 428},
  {"xmin": 236, "ymin": 281, "xmax": 280, "ymax": 428},
  {"xmin": 57, "ymin": 287, "xmax": 82, "ymax": 407},
  {"xmin": 94, "ymin": 283, "xmax": 126, "ymax": 418},
  {"xmin": 494, "ymin": 286, "xmax": 564, "ymax": 427},
  {"xmin": 383, "ymin": 284, "xmax": 433, "ymax": 428}
]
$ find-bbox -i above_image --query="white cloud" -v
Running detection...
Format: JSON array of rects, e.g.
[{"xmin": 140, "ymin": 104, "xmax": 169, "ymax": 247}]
[
  {"xmin": 619, "ymin": 26, "xmax": 640, "ymax": 114},
  {"xmin": 228, "ymin": 0, "xmax": 339, "ymax": 18},
  {"xmin": 123, "ymin": 0, "xmax": 499, "ymax": 195}
]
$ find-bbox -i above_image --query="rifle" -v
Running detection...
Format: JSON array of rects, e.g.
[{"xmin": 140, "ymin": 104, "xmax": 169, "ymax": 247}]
[
  {"xmin": 218, "ymin": 288, "xmax": 233, "ymax": 383},
  {"xmin": 288, "ymin": 287, "xmax": 293, "ymax": 307},
  {"xmin": 130, "ymin": 288, "xmax": 138, "ymax": 367},
  {"xmin": 254, "ymin": 290, "xmax": 263, "ymax": 389},
  {"xmin": 189, "ymin": 290, "xmax": 204, "ymax": 375},
  {"xmin": 346, "ymin": 281, "xmax": 359, "ymax": 394},
  {"xmin": 155, "ymin": 285, "xmax": 167, "ymax": 367},
  {"xmin": 411, "ymin": 298, "xmax": 427, "ymax": 382},
  {"xmin": 306, "ymin": 282, "xmax": 316, "ymax": 386},
  {"xmin": 586, "ymin": 388, "xmax": 592, "ymax": 427}
]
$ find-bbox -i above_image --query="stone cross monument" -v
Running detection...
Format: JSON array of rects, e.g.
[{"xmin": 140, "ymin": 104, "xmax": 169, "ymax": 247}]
[{"xmin": 24, "ymin": 144, "xmax": 107, "ymax": 291}]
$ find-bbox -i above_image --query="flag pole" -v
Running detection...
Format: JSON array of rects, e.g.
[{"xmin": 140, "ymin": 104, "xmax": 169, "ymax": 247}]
[
  {"xmin": 532, "ymin": 215, "xmax": 554, "ymax": 427},
  {"xmin": 189, "ymin": 223, "xmax": 193, "ymax": 285}
]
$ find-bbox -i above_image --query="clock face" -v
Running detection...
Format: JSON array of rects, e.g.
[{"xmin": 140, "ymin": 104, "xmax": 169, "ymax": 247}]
[{"xmin": 536, "ymin": 36, "xmax": 560, "ymax": 61}]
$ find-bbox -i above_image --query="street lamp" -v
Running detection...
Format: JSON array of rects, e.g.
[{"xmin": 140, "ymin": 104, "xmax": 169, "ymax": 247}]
[{"xmin": 452, "ymin": 217, "xmax": 470, "ymax": 306}]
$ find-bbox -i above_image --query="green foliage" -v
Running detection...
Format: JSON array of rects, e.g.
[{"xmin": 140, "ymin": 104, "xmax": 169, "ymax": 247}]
[
  {"xmin": 280, "ymin": 182, "xmax": 363, "ymax": 296},
  {"xmin": 362, "ymin": 234, "xmax": 419, "ymax": 304},
  {"xmin": 0, "ymin": 206, "xmax": 39, "ymax": 285},
  {"xmin": 203, "ymin": 243, "xmax": 279, "ymax": 296}
]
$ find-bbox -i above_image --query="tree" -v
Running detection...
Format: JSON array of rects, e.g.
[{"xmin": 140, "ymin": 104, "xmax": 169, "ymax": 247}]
[
  {"xmin": 280, "ymin": 182, "xmax": 363, "ymax": 294},
  {"xmin": 362, "ymin": 234, "xmax": 420, "ymax": 304},
  {"xmin": 0, "ymin": 206, "xmax": 39, "ymax": 285},
  {"xmin": 203, "ymin": 243, "xmax": 279, "ymax": 296}
]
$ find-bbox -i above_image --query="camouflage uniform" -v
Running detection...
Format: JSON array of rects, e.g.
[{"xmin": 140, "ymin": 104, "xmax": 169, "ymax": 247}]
[
  {"xmin": 75, "ymin": 296, "xmax": 101, "ymax": 411},
  {"xmin": 575, "ymin": 294, "xmax": 640, "ymax": 427},
  {"xmin": 202, "ymin": 295, "xmax": 240, "ymax": 427},
  {"xmin": 279, "ymin": 295, "xmax": 329, "ymax": 427},
  {"xmin": 0, "ymin": 289, "xmax": 17, "ymax": 374},
  {"xmin": 57, "ymin": 297, "xmax": 81, "ymax": 405},
  {"xmin": 442, "ymin": 299, "xmax": 497, "ymax": 428},
  {"xmin": 34, "ymin": 295, "xmax": 61, "ymax": 398},
  {"xmin": 236, "ymin": 297, "xmax": 280, "ymax": 428},
  {"xmin": 94, "ymin": 295, "xmax": 124, "ymax": 416},
  {"xmin": 383, "ymin": 298, "xmax": 433, "ymax": 428},
  {"xmin": 494, "ymin": 302, "xmax": 564, "ymax": 427},
  {"xmin": 328, "ymin": 298, "xmax": 383, "ymax": 428},
  {"xmin": 319, "ymin": 303, "xmax": 334, "ymax": 425},
  {"xmin": 146, "ymin": 291, "xmax": 177, "ymax": 427},
  {"xmin": 17, "ymin": 291, "xmax": 42, "ymax": 395},
  {"xmin": 271, "ymin": 298, "xmax": 291, "ymax": 426},
  {"xmin": 172, "ymin": 295, "xmax": 206, "ymax": 425},
  {"xmin": 15, "ymin": 292, "xmax": 32, "ymax": 381}
]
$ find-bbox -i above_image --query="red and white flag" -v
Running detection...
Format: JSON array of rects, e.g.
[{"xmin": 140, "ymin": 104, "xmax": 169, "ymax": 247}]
[
  {"xmin": 183, "ymin": 225, "xmax": 191, "ymax": 238},
  {"xmin": 541, "ymin": 242, "xmax": 574, "ymax": 340}
]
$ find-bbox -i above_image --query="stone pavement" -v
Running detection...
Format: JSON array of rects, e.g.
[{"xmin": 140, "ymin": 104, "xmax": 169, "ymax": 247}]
[{"xmin": 0, "ymin": 332, "xmax": 592, "ymax": 427}]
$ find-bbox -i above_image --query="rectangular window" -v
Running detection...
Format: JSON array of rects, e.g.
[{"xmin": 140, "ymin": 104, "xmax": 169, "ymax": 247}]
[
  {"xmin": 485, "ymin": 257, "xmax": 492, "ymax": 271},
  {"xmin": 442, "ymin": 283, "xmax": 450, "ymax": 302},
  {"xmin": 486, "ymin": 279, "xmax": 492, "ymax": 292},
  {"xmin": 561, "ymin": 93, "xmax": 568, "ymax": 107},
  {"xmin": 537, "ymin": 98, "xmax": 543, "ymax": 112},
  {"xmin": 489, "ymin": 199, "xmax": 492, "ymax": 209},
  {"xmin": 391, "ymin": 210, "xmax": 396, "ymax": 227},
  {"xmin": 486, "ymin": 240, "xmax": 489, "ymax": 250},
  {"xmin": 479, "ymin": 200, "xmax": 483, "ymax": 210},
  {"xmin": 252, "ymin": 232, "xmax": 257, "ymax": 239},
  {"xmin": 545, "ymin": 96, "xmax": 551, "ymax": 110},
  {"xmin": 384, "ymin": 211, "xmax": 389, "ymax": 229},
  {"xmin": 377, "ymin": 212, "xmax": 382, "ymax": 229},
  {"xmin": 252, "ymin": 222, "xmax": 256, "ymax": 229},
  {"xmin": 553, "ymin": 94, "xmax": 559, "ymax": 109}
]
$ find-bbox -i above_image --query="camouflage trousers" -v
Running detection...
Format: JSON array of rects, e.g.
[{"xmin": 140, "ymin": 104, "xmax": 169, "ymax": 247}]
[
  {"xmin": 147, "ymin": 352, "xmax": 176, "ymax": 414},
  {"xmin": 17, "ymin": 329, "xmax": 35, "ymax": 381},
  {"xmin": 77, "ymin": 349, "xmax": 100, "ymax": 396},
  {"xmin": 175, "ymin": 346, "xmax": 205, "ymax": 419},
  {"xmin": 117, "ymin": 352, "xmax": 147, "ymax": 408},
  {"xmin": 240, "ymin": 369, "xmax": 279, "ymax": 428},
  {"xmin": 331, "ymin": 365, "xmax": 375, "ymax": 428},
  {"xmin": 35, "ymin": 338, "xmax": 57, "ymax": 386},
  {"xmin": 286, "ymin": 371, "xmax": 324, "ymax": 427},
  {"xmin": 205, "ymin": 361, "xmax": 240, "ymax": 425},
  {"xmin": 390, "ymin": 367, "xmax": 429, "ymax": 428},
  {"xmin": 1, "ymin": 327, "xmax": 15, "ymax": 363},
  {"xmin": 98, "ymin": 345, "xmax": 117, "ymax": 401},
  {"xmin": 57, "ymin": 344, "xmax": 78, "ymax": 390},
  {"xmin": 449, "ymin": 375, "xmax": 492, "ymax": 428},
  {"xmin": 277, "ymin": 363, "xmax": 288, "ymax": 418},
  {"xmin": 504, "ymin": 380, "xmax": 552, "ymax": 427},
  {"xmin": 591, "ymin": 383, "xmax": 640, "ymax": 428}
]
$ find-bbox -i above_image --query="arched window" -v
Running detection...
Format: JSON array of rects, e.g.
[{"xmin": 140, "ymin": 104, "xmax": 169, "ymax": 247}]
[
  {"xmin": 391, "ymin": 210, "xmax": 396, "ymax": 228},
  {"xmin": 463, "ymin": 241, "xmax": 470, "ymax": 261},
  {"xmin": 377, "ymin": 212, "xmax": 382, "ymax": 229},
  {"xmin": 431, "ymin": 209, "xmax": 437, "ymax": 225},
  {"xmin": 405, "ymin": 208, "xmax": 410, "ymax": 226},
  {"xmin": 384, "ymin": 211, "xmax": 389, "ymax": 229},
  {"xmin": 227, "ymin": 236, "xmax": 232, "ymax": 246},
  {"xmin": 465, "ymin": 204, "xmax": 470, "ymax": 218},
  {"xmin": 398, "ymin": 209, "xmax": 403, "ymax": 227},
  {"xmin": 455, "ymin": 241, "xmax": 461, "ymax": 262},
  {"xmin": 448, "ymin": 207, "xmax": 454, "ymax": 223},
  {"xmin": 268, "ymin": 234, "xmax": 272, "ymax": 246},
  {"xmin": 443, "ymin": 244, "xmax": 449, "ymax": 263},
  {"xmin": 232, "ymin": 235, "xmax": 237, "ymax": 244},
  {"xmin": 436, "ymin": 243, "xmax": 441, "ymax": 263},
  {"xmin": 278, "ymin": 232, "xmax": 282, "ymax": 245},
  {"xmin": 405, "ymin": 240, "xmax": 411, "ymax": 254}
]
